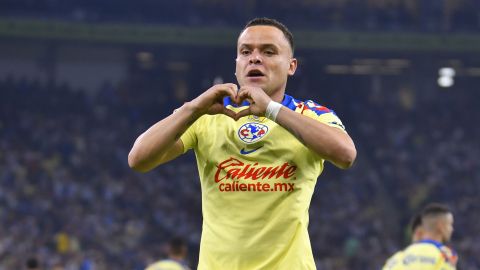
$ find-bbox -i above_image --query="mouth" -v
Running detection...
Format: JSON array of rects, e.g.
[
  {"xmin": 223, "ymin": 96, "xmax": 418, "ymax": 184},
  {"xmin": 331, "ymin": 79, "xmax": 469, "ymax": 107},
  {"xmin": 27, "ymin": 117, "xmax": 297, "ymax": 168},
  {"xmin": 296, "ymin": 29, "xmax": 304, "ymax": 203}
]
[{"xmin": 246, "ymin": 69, "xmax": 265, "ymax": 78}]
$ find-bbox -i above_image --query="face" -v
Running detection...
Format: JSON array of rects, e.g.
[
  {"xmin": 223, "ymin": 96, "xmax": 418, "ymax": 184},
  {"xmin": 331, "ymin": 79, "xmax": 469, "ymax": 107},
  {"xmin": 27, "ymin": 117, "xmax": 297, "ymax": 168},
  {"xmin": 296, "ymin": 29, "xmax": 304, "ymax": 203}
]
[
  {"xmin": 439, "ymin": 213, "xmax": 454, "ymax": 243},
  {"xmin": 235, "ymin": 25, "xmax": 297, "ymax": 98}
]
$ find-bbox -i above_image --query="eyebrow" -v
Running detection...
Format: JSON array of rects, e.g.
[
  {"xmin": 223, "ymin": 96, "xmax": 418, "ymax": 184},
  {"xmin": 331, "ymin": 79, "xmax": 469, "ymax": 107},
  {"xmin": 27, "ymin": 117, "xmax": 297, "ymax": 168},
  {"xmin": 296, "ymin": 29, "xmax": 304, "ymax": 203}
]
[{"xmin": 238, "ymin": 44, "xmax": 279, "ymax": 50}]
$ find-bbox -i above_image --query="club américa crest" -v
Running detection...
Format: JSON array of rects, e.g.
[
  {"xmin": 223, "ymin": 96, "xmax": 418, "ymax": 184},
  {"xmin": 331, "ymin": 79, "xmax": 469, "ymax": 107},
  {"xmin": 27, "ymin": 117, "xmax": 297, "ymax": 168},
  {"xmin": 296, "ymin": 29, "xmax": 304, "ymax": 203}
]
[{"xmin": 237, "ymin": 122, "xmax": 269, "ymax": 144}]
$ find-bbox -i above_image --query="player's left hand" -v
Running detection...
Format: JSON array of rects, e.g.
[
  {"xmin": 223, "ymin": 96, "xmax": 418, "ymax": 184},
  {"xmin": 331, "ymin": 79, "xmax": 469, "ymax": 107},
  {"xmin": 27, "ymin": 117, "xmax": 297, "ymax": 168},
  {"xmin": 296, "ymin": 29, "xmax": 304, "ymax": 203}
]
[{"xmin": 234, "ymin": 86, "xmax": 272, "ymax": 120}]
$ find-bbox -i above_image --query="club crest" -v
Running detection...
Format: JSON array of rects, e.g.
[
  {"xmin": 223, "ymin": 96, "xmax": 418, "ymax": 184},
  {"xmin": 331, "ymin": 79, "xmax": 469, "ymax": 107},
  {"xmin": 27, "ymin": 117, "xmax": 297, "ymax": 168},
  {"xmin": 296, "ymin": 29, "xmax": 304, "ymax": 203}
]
[{"xmin": 237, "ymin": 122, "xmax": 269, "ymax": 144}]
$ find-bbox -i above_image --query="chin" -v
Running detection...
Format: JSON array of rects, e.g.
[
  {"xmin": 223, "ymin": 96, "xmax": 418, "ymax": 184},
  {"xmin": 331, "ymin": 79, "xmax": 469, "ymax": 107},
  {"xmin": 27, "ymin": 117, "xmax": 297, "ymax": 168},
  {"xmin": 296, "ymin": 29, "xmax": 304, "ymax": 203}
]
[{"xmin": 245, "ymin": 82, "xmax": 266, "ymax": 89}]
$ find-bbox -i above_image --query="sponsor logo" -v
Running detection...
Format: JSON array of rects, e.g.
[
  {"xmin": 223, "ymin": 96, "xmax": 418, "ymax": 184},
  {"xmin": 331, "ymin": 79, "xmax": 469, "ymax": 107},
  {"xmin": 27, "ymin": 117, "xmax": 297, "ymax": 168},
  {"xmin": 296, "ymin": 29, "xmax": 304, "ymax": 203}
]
[
  {"xmin": 215, "ymin": 157, "xmax": 296, "ymax": 183},
  {"xmin": 237, "ymin": 123, "xmax": 268, "ymax": 144},
  {"xmin": 240, "ymin": 146, "xmax": 263, "ymax": 155},
  {"xmin": 214, "ymin": 157, "xmax": 297, "ymax": 193},
  {"xmin": 403, "ymin": 255, "xmax": 436, "ymax": 265}
]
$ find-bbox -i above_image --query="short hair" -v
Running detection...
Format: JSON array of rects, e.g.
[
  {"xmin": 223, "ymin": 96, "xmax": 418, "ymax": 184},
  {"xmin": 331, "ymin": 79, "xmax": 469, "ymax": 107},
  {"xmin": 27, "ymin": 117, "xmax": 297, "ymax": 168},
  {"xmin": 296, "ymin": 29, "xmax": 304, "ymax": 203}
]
[
  {"xmin": 169, "ymin": 236, "xmax": 187, "ymax": 256},
  {"xmin": 242, "ymin": 17, "xmax": 295, "ymax": 54},
  {"xmin": 421, "ymin": 203, "xmax": 451, "ymax": 219},
  {"xmin": 409, "ymin": 212, "xmax": 422, "ymax": 234}
]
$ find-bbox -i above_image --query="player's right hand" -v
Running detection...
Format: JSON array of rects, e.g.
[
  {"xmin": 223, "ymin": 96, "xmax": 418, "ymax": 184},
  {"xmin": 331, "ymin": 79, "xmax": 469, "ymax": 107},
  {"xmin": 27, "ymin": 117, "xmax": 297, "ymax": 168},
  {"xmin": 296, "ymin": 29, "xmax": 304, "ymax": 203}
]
[{"xmin": 188, "ymin": 83, "xmax": 238, "ymax": 119}]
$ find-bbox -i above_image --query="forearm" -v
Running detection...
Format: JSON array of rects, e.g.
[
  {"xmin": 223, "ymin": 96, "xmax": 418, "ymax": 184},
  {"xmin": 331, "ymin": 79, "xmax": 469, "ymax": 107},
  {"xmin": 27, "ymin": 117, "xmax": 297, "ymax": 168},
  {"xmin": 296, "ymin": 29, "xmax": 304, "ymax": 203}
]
[
  {"xmin": 128, "ymin": 102, "xmax": 200, "ymax": 172},
  {"xmin": 275, "ymin": 107, "xmax": 356, "ymax": 169}
]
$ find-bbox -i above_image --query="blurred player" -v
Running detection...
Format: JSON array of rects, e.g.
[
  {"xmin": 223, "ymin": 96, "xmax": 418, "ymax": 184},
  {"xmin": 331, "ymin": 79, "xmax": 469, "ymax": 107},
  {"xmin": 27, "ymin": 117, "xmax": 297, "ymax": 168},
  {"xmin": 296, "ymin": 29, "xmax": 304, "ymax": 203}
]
[
  {"xmin": 145, "ymin": 237, "xmax": 190, "ymax": 270},
  {"xmin": 382, "ymin": 212, "xmax": 424, "ymax": 270},
  {"xmin": 129, "ymin": 17, "xmax": 356, "ymax": 269},
  {"xmin": 383, "ymin": 203, "xmax": 458, "ymax": 270},
  {"xmin": 25, "ymin": 257, "xmax": 41, "ymax": 270}
]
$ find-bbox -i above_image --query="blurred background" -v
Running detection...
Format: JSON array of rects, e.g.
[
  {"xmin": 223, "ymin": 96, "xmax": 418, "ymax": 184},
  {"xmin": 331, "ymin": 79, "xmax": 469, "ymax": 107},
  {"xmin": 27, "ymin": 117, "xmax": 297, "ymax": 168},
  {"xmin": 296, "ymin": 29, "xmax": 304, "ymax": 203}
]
[{"xmin": 1, "ymin": 0, "xmax": 480, "ymax": 269}]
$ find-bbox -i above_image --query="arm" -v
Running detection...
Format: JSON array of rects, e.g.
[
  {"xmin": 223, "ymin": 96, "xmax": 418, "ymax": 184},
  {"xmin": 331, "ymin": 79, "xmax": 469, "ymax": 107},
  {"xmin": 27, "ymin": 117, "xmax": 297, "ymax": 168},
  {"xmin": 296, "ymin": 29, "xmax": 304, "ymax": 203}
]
[
  {"xmin": 235, "ymin": 86, "xmax": 356, "ymax": 169},
  {"xmin": 275, "ymin": 106, "xmax": 356, "ymax": 169},
  {"xmin": 128, "ymin": 83, "xmax": 238, "ymax": 173}
]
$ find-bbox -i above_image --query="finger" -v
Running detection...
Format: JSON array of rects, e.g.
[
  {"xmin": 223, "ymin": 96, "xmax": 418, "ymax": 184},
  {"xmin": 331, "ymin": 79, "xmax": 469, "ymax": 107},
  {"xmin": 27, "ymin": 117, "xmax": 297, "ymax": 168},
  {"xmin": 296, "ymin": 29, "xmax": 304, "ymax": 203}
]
[
  {"xmin": 225, "ymin": 83, "xmax": 238, "ymax": 93},
  {"xmin": 228, "ymin": 84, "xmax": 239, "ymax": 101},
  {"xmin": 221, "ymin": 83, "xmax": 237, "ymax": 94},
  {"xmin": 219, "ymin": 83, "xmax": 238, "ymax": 101},
  {"xmin": 234, "ymin": 108, "xmax": 251, "ymax": 120},
  {"xmin": 237, "ymin": 89, "xmax": 254, "ymax": 105},
  {"xmin": 215, "ymin": 84, "xmax": 235, "ymax": 94},
  {"xmin": 237, "ymin": 87, "xmax": 249, "ymax": 98},
  {"xmin": 234, "ymin": 87, "xmax": 242, "ymax": 103}
]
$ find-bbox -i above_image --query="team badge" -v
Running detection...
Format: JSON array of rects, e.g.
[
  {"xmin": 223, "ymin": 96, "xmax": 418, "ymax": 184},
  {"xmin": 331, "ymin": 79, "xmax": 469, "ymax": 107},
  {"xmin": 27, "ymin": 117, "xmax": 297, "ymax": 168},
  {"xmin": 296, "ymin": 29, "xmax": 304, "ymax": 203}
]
[
  {"xmin": 238, "ymin": 123, "xmax": 269, "ymax": 144},
  {"xmin": 247, "ymin": 115, "xmax": 267, "ymax": 122}
]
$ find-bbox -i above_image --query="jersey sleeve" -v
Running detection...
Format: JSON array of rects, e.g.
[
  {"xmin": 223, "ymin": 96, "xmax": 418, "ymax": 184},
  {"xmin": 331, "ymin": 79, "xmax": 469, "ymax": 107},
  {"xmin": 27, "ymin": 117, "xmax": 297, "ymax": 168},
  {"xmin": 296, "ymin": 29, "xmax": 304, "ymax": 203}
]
[
  {"xmin": 145, "ymin": 260, "xmax": 188, "ymax": 270},
  {"xmin": 439, "ymin": 246, "xmax": 458, "ymax": 269},
  {"xmin": 296, "ymin": 100, "xmax": 346, "ymax": 132},
  {"xmin": 179, "ymin": 116, "xmax": 203, "ymax": 153}
]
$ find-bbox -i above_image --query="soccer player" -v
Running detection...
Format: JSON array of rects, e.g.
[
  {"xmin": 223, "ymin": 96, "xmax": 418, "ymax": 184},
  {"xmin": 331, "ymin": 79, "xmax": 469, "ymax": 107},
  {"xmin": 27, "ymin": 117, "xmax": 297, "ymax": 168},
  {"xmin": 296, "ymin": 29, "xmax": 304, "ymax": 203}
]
[
  {"xmin": 26, "ymin": 257, "xmax": 41, "ymax": 270},
  {"xmin": 129, "ymin": 17, "xmax": 356, "ymax": 269},
  {"xmin": 383, "ymin": 203, "xmax": 457, "ymax": 270},
  {"xmin": 145, "ymin": 237, "xmax": 191, "ymax": 270},
  {"xmin": 382, "ymin": 212, "xmax": 424, "ymax": 270}
]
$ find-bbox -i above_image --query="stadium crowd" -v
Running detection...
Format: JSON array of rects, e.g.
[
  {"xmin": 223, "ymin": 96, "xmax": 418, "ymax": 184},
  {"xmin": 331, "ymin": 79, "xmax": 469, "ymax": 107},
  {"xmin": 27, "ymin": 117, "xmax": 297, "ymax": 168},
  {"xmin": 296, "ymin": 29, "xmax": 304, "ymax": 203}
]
[
  {"xmin": 1, "ymin": 0, "xmax": 480, "ymax": 32},
  {"xmin": 1, "ymin": 63, "xmax": 479, "ymax": 269}
]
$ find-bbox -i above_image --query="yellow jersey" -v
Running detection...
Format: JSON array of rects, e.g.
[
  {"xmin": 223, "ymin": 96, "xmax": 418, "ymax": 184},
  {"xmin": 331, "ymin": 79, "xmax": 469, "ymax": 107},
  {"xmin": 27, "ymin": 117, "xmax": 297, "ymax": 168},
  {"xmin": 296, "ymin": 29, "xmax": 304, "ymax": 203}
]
[
  {"xmin": 383, "ymin": 240, "xmax": 458, "ymax": 270},
  {"xmin": 145, "ymin": 259, "xmax": 190, "ymax": 270},
  {"xmin": 382, "ymin": 250, "xmax": 404, "ymax": 270},
  {"xmin": 180, "ymin": 94, "xmax": 346, "ymax": 270}
]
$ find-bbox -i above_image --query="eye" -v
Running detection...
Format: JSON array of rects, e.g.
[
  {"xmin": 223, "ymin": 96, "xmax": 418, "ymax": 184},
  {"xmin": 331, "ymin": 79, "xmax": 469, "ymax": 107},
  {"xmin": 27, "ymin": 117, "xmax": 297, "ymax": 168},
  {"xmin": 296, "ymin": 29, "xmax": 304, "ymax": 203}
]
[
  {"xmin": 264, "ymin": 50, "xmax": 275, "ymax": 56},
  {"xmin": 240, "ymin": 50, "xmax": 251, "ymax": 56}
]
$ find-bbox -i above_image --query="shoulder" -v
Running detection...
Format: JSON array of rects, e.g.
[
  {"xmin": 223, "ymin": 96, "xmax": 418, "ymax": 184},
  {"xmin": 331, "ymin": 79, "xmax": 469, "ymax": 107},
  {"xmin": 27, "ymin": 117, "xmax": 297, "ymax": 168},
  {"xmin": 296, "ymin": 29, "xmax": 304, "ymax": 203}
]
[
  {"xmin": 382, "ymin": 250, "xmax": 404, "ymax": 270},
  {"xmin": 282, "ymin": 94, "xmax": 336, "ymax": 116},
  {"xmin": 283, "ymin": 94, "xmax": 346, "ymax": 130},
  {"xmin": 439, "ymin": 245, "xmax": 458, "ymax": 267},
  {"xmin": 389, "ymin": 250, "xmax": 405, "ymax": 261},
  {"xmin": 145, "ymin": 259, "xmax": 189, "ymax": 270}
]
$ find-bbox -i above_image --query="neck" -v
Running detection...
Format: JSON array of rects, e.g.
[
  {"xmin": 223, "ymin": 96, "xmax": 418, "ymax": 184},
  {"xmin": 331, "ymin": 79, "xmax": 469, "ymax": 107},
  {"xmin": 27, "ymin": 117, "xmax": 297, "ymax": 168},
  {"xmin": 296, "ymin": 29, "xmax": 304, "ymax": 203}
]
[
  {"xmin": 269, "ymin": 89, "xmax": 285, "ymax": 103},
  {"xmin": 421, "ymin": 232, "xmax": 443, "ymax": 243},
  {"xmin": 169, "ymin": 254, "xmax": 184, "ymax": 261}
]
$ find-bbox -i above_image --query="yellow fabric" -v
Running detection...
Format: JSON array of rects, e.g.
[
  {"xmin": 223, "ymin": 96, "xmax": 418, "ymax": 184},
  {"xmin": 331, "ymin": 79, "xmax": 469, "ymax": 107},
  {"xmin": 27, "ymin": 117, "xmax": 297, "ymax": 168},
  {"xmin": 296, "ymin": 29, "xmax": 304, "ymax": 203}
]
[
  {"xmin": 382, "ymin": 251, "xmax": 404, "ymax": 270},
  {"xmin": 145, "ymin": 260, "xmax": 188, "ymax": 270},
  {"xmin": 55, "ymin": 232, "xmax": 70, "ymax": 254},
  {"xmin": 180, "ymin": 94, "xmax": 345, "ymax": 270},
  {"xmin": 382, "ymin": 242, "xmax": 457, "ymax": 270}
]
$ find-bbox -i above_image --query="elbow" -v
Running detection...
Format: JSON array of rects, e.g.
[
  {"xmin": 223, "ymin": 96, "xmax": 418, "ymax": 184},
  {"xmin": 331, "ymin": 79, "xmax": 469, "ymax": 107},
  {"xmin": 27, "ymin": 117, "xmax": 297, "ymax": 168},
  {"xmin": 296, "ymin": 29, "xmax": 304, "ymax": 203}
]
[
  {"xmin": 335, "ymin": 144, "xmax": 357, "ymax": 170},
  {"xmin": 128, "ymin": 149, "xmax": 150, "ymax": 173}
]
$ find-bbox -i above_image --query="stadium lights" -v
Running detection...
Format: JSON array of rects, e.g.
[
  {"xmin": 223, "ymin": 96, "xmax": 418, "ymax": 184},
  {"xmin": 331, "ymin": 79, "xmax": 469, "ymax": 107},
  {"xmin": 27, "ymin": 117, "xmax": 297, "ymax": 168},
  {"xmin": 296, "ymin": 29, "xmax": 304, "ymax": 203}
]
[
  {"xmin": 325, "ymin": 58, "xmax": 409, "ymax": 75},
  {"xmin": 439, "ymin": 67, "xmax": 455, "ymax": 77},
  {"xmin": 136, "ymin": 51, "xmax": 154, "ymax": 69},
  {"xmin": 437, "ymin": 76, "xmax": 454, "ymax": 88},
  {"xmin": 437, "ymin": 67, "xmax": 455, "ymax": 88}
]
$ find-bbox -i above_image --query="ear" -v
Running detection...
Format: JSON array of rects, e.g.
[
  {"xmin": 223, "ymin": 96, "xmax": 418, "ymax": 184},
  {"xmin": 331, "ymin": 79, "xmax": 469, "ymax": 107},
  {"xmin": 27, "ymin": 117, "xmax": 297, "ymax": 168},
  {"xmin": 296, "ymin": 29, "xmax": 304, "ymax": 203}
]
[
  {"xmin": 436, "ymin": 219, "xmax": 445, "ymax": 234},
  {"xmin": 288, "ymin": 58, "xmax": 298, "ymax": 76}
]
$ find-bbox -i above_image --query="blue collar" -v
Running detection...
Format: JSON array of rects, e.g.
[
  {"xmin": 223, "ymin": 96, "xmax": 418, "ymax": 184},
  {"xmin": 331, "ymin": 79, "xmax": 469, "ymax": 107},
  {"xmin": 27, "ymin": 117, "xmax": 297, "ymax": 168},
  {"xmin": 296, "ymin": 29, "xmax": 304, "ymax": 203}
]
[{"xmin": 416, "ymin": 239, "xmax": 443, "ymax": 249}]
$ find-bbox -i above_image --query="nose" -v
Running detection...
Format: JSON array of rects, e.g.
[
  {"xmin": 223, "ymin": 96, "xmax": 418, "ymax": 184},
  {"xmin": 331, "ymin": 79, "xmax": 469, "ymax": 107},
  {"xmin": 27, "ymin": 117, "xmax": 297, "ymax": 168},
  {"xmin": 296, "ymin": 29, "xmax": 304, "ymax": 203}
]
[{"xmin": 249, "ymin": 51, "xmax": 262, "ymax": 64}]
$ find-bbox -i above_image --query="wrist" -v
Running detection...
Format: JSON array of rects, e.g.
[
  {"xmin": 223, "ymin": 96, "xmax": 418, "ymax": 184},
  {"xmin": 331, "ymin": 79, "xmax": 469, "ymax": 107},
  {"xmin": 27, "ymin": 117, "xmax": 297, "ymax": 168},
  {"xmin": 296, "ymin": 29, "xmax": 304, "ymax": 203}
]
[
  {"xmin": 179, "ymin": 101, "xmax": 205, "ymax": 119},
  {"xmin": 265, "ymin": 101, "xmax": 282, "ymax": 121}
]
